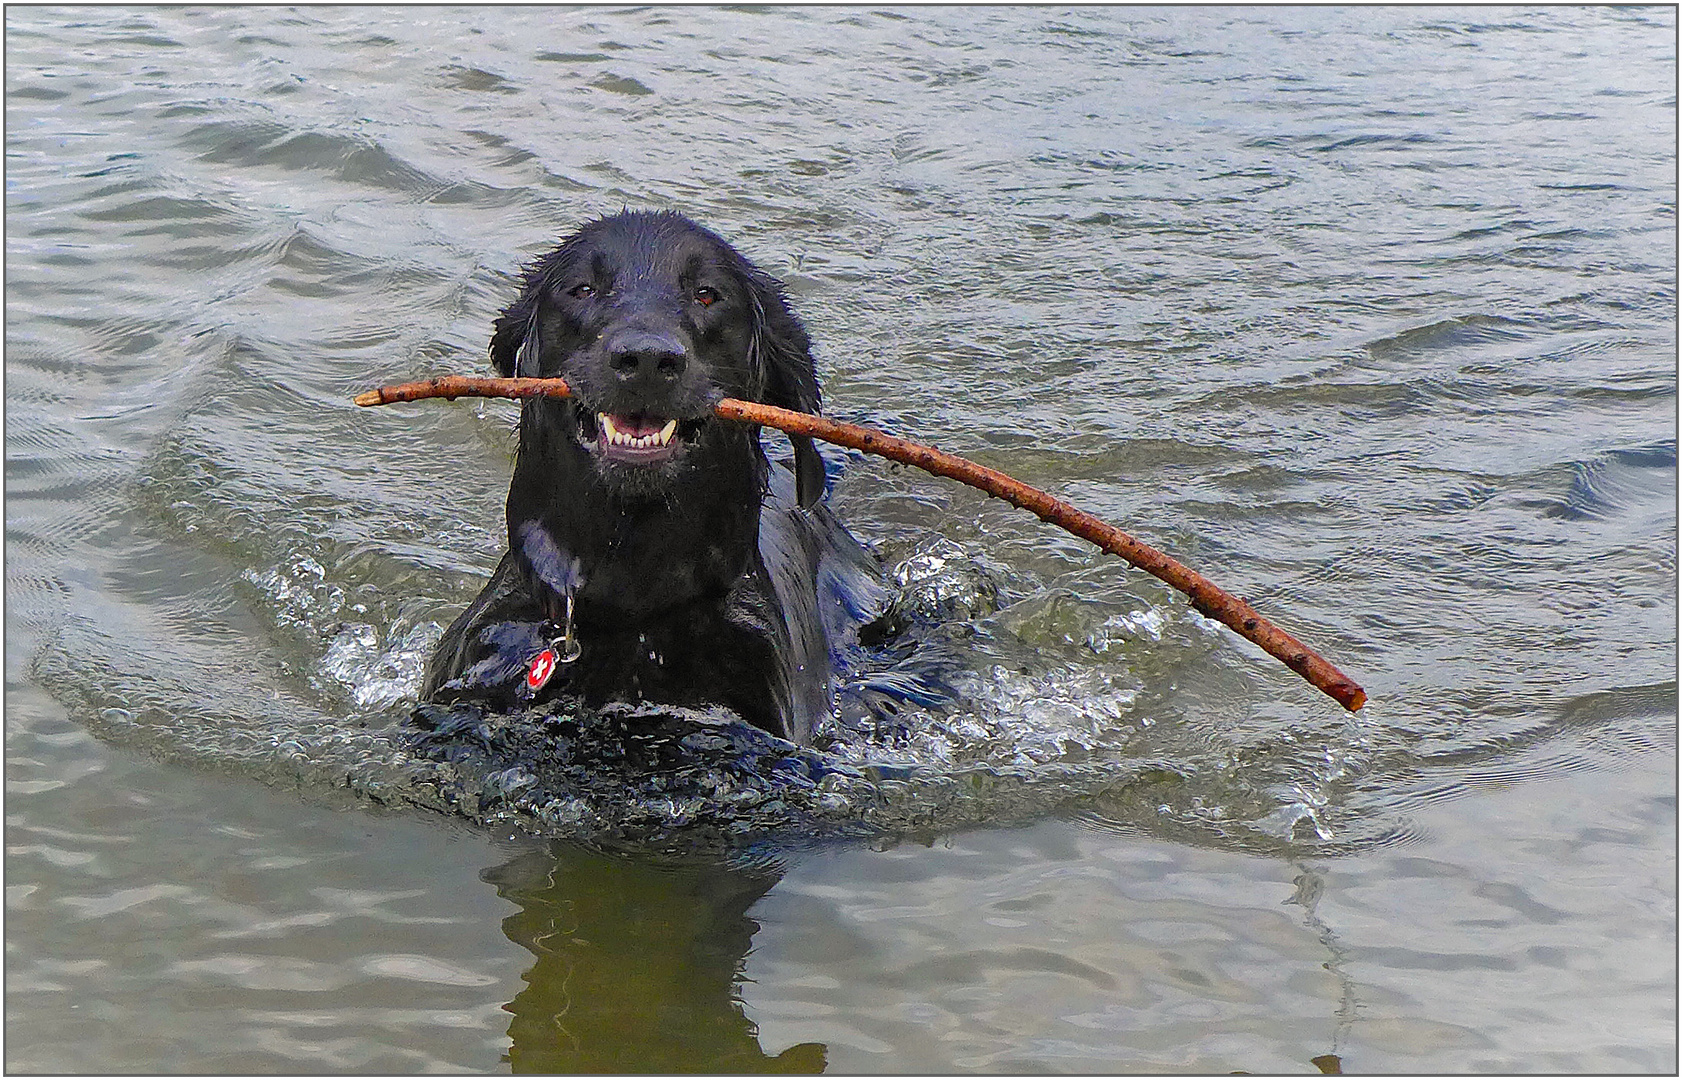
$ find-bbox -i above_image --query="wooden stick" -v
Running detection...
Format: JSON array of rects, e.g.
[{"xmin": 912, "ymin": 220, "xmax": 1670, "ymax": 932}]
[{"xmin": 356, "ymin": 375, "xmax": 1367, "ymax": 711}]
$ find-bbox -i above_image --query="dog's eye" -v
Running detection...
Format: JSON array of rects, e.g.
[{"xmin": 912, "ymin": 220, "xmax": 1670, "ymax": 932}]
[
  {"xmin": 568, "ymin": 283, "xmax": 596, "ymax": 300},
  {"xmin": 693, "ymin": 286, "xmax": 721, "ymax": 308}
]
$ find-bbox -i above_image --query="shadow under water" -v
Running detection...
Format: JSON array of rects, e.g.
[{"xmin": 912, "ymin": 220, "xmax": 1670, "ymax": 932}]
[{"xmin": 487, "ymin": 842, "xmax": 822, "ymax": 1073}]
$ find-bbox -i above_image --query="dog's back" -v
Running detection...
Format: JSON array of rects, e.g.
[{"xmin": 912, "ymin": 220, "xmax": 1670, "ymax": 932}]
[{"xmin": 741, "ymin": 464, "xmax": 892, "ymax": 740}]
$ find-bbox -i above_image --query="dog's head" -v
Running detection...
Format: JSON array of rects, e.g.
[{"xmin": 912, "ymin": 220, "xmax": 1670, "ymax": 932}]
[{"xmin": 489, "ymin": 211, "xmax": 825, "ymax": 507}]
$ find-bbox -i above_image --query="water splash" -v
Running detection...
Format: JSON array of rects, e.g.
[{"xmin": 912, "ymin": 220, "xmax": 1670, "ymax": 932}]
[
  {"xmin": 30, "ymin": 525, "xmax": 1402, "ymax": 859},
  {"xmin": 320, "ymin": 620, "xmax": 441, "ymax": 712}
]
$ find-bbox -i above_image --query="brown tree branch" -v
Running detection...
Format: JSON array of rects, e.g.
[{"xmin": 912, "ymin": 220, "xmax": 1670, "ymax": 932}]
[{"xmin": 355, "ymin": 375, "xmax": 1367, "ymax": 711}]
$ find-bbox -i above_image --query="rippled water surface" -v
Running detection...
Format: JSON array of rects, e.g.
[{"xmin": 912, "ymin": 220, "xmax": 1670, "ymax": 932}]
[{"xmin": 7, "ymin": 6, "xmax": 1676, "ymax": 1073}]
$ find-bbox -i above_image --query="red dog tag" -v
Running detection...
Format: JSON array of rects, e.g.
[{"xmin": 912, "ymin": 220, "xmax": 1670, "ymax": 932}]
[{"xmin": 526, "ymin": 648, "xmax": 558, "ymax": 693}]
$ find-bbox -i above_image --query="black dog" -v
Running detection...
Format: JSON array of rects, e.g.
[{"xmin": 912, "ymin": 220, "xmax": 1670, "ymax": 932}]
[{"xmin": 421, "ymin": 211, "xmax": 889, "ymax": 743}]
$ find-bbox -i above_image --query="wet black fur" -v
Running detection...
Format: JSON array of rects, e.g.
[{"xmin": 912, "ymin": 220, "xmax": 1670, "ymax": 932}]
[{"xmin": 421, "ymin": 211, "xmax": 885, "ymax": 743}]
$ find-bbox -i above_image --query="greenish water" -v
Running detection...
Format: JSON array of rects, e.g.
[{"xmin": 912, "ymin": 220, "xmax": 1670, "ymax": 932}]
[{"xmin": 7, "ymin": 6, "xmax": 1675, "ymax": 1072}]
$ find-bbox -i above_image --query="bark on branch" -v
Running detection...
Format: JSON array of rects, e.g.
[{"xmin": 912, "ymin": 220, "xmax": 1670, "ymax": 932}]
[{"xmin": 355, "ymin": 375, "xmax": 1367, "ymax": 711}]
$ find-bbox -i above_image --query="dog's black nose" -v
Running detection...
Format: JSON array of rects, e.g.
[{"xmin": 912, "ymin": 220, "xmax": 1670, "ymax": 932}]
[{"xmin": 605, "ymin": 328, "xmax": 688, "ymax": 386}]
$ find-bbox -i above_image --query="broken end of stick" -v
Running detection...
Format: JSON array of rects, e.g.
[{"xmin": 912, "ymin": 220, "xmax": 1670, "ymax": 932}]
[
  {"xmin": 353, "ymin": 390, "xmax": 384, "ymax": 407},
  {"xmin": 1327, "ymin": 680, "xmax": 1367, "ymax": 712}
]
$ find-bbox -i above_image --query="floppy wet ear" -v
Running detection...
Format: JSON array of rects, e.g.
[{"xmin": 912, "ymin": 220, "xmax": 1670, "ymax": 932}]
[
  {"xmin": 748, "ymin": 274, "xmax": 826, "ymax": 508},
  {"xmin": 488, "ymin": 292, "xmax": 536, "ymax": 376},
  {"xmin": 490, "ymin": 246, "xmax": 567, "ymax": 376}
]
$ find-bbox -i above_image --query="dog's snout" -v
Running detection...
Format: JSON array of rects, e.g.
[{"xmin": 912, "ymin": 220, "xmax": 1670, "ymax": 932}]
[{"xmin": 605, "ymin": 328, "xmax": 688, "ymax": 386}]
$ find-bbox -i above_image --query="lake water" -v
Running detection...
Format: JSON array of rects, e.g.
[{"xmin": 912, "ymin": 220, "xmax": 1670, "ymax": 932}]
[{"xmin": 6, "ymin": 5, "xmax": 1676, "ymax": 1073}]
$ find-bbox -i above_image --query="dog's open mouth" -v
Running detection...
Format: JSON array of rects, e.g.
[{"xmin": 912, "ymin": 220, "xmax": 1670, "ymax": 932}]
[{"xmin": 577, "ymin": 407, "xmax": 704, "ymax": 465}]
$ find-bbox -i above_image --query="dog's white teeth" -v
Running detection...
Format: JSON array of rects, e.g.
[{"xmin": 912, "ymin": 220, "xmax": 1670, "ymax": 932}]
[{"xmin": 597, "ymin": 413, "xmax": 679, "ymax": 449}]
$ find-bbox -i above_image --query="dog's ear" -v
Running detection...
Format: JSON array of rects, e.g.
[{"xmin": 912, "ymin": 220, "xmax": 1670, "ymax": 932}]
[
  {"xmin": 747, "ymin": 272, "xmax": 826, "ymax": 509},
  {"xmin": 489, "ymin": 291, "xmax": 536, "ymax": 376},
  {"xmin": 490, "ymin": 247, "xmax": 567, "ymax": 376}
]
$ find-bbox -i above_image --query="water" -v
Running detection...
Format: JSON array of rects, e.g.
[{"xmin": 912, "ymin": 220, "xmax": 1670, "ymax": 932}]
[{"xmin": 6, "ymin": 5, "xmax": 1675, "ymax": 1072}]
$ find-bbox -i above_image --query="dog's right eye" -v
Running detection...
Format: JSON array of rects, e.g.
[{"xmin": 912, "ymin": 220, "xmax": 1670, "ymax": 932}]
[{"xmin": 568, "ymin": 283, "xmax": 596, "ymax": 299}]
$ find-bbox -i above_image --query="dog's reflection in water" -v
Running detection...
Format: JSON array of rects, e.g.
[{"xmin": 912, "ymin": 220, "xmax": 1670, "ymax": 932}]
[{"xmin": 484, "ymin": 843, "xmax": 824, "ymax": 1073}]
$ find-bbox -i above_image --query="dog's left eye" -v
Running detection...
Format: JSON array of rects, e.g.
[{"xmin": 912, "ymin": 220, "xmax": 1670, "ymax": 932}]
[
  {"xmin": 568, "ymin": 283, "xmax": 596, "ymax": 299},
  {"xmin": 693, "ymin": 286, "xmax": 721, "ymax": 307}
]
